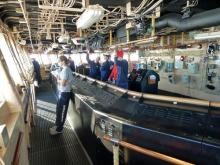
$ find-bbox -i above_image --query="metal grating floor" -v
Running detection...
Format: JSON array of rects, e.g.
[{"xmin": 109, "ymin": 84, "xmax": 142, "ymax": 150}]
[{"xmin": 29, "ymin": 83, "xmax": 91, "ymax": 165}]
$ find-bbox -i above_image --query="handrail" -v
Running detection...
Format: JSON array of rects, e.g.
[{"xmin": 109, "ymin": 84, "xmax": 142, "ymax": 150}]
[
  {"xmin": 12, "ymin": 132, "xmax": 23, "ymax": 165},
  {"xmin": 103, "ymin": 135, "xmax": 195, "ymax": 165},
  {"xmin": 23, "ymin": 88, "xmax": 30, "ymax": 123},
  {"xmin": 73, "ymin": 72, "xmax": 220, "ymax": 108}
]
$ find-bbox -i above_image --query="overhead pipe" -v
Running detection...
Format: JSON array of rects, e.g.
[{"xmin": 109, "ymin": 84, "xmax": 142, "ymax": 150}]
[
  {"xmin": 38, "ymin": 5, "xmax": 84, "ymax": 12},
  {"xmin": 142, "ymin": 0, "xmax": 163, "ymax": 16},
  {"xmin": 0, "ymin": 10, "xmax": 23, "ymax": 19},
  {"xmin": 155, "ymin": 8, "xmax": 220, "ymax": 31},
  {"xmin": 0, "ymin": 1, "xmax": 20, "ymax": 5},
  {"xmin": 112, "ymin": 36, "xmax": 157, "ymax": 47},
  {"xmin": 18, "ymin": 0, "xmax": 34, "ymax": 50}
]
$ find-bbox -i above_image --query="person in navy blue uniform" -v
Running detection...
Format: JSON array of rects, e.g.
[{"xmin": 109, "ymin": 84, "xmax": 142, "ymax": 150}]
[
  {"xmin": 141, "ymin": 70, "xmax": 160, "ymax": 94},
  {"xmin": 32, "ymin": 58, "xmax": 42, "ymax": 85},
  {"xmin": 68, "ymin": 57, "xmax": 75, "ymax": 72},
  {"xmin": 85, "ymin": 51, "xmax": 101, "ymax": 80},
  {"xmin": 114, "ymin": 50, "xmax": 128, "ymax": 89},
  {"xmin": 100, "ymin": 54, "xmax": 113, "ymax": 82}
]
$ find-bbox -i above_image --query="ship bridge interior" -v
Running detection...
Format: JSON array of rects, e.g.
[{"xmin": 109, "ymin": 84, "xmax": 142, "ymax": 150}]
[{"xmin": 0, "ymin": 0, "xmax": 220, "ymax": 165}]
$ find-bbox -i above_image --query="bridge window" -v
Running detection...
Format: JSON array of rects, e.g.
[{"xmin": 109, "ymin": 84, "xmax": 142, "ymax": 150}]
[
  {"xmin": 0, "ymin": 50, "xmax": 5, "ymax": 105},
  {"xmin": 0, "ymin": 33, "xmax": 23, "ymax": 85}
]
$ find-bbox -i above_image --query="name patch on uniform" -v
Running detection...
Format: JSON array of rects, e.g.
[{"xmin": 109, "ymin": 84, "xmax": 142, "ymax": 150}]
[{"xmin": 148, "ymin": 75, "xmax": 156, "ymax": 85}]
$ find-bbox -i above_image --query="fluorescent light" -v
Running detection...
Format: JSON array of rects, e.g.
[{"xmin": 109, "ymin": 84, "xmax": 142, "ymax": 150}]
[
  {"xmin": 58, "ymin": 32, "xmax": 69, "ymax": 43},
  {"xmin": 76, "ymin": 5, "xmax": 104, "ymax": 29},
  {"xmin": 194, "ymin": 31, "xmax": 220, "ymax": 40},
  {"xmin": 94, "ymin": 50, "xmax": 102, "ymax": 53},
  {"xmin": 19, "ymin": 20, "xmax": 26, "ymax": 24},
  {"xmin": 71, "ymin": 37, "xmax": 86, "ymax": 46},
  {"xmin": 15, "ymin": 8, "xmax": 23, "ymax": 13}
]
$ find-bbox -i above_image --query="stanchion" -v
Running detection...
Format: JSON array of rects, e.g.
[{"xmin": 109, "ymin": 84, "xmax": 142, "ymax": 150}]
[{"xmin": 113, "ymin": 144, "xmax": 119, "ymax": 165}]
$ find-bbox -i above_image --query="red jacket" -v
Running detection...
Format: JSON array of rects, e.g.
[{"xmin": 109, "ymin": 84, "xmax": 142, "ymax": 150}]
[{"xmin": 108, "ymin": 64, "xmax": 117, "ymax": 81}]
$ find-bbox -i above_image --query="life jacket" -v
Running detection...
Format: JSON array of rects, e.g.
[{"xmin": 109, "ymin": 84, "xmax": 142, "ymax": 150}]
[{"xmin": 108, "ymin": 64, "xmax": 117, "ymax": 81}]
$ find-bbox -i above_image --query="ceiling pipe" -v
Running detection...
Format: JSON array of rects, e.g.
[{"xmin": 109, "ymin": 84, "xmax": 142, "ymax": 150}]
[
  {"xmin": 38, "ymin": 5, "xmax": 84, "ymax": 12},
  {"xmin": 18, "ymin": 0, "xmax": 34, "ymax": 51},
  {"xmin": 142, "ymin": 0, "xmax": 163, "ymax": 16},
  {"xmin": 155, "ymin": 7, "xmax": 220, "ymax": 32},
  {"xmin": 37, "ymin": 0, "xmax": 84, "ymax": 12},
  {"xmin": 0, "ymin": 1, "xmax": 20, "ymax": 5}
]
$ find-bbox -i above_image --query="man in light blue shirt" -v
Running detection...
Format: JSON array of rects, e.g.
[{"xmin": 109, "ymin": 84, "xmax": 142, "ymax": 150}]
[{"xmin": 50, "ymin": 55, "xmax": 73, "ymax": 135}]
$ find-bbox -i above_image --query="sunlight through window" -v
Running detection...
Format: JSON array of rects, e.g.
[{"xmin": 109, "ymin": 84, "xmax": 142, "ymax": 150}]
[{"xmin": 0, "ymin": 33, "xmax": 23, "ymax": 85}]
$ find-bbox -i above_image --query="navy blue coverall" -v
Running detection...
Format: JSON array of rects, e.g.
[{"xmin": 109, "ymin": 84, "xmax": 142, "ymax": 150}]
[
  {"xmin": 100, "ymin": 60, "xmax": 113, "ymax": 81},
  {"xmin": 141, "ymin": 70, "xmax": 160, "ymax": 94},
  {"xmin": 86, "ymin": 53, "xmax": 101, "ymax": 79},
  {"xmin": 114, "ymin": 57, "xmax": 128, "ymax": 89},
  {"xmin": 68, "ymin": 60, "xmax": 75, "ymax": 72},
  {"xmin": 32, "ymin": 59, "xmax": 42, "ymax": 84}
]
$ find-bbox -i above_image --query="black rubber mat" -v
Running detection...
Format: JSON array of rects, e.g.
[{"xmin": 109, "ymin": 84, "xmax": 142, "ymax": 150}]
[{"xmin": 29, "ymin": 83, "xmax": 91, "ymax": 165}]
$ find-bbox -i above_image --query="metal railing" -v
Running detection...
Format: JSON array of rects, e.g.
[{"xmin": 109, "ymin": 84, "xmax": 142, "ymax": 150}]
[
  {"xmin": 73, "ymin": 72, "xmax": 220, "ymax": 109},
  {"xmin": 103, "ymin": 135, "xmax": 195, "ymax": 165},
  {"xmin": 12, "ymin": 132, "xmax": 24, "ymax": 165}
]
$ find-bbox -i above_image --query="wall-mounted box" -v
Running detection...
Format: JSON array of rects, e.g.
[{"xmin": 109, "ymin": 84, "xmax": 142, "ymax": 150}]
[
  {"xmin": 188, "ymin": 63, "xmax": 199, "ymax": 74},
  {"xmin": 165, "ymin": 62, "xmax": 174, "ymax": 72},
  {"xmin": 182, "ymin": 75, "xmax": 190, "ymax": 84},
  {"xmin": 175, "ymin": 60, "xmax": 184, "ymax": 69},
  {"xmin": 168, "ymin": 74, "xmax": 176, "ymax": 84}
]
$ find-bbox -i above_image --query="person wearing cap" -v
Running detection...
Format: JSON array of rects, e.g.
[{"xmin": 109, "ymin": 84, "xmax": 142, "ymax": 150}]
[
  {"xmin": 85, "ymin": 51, "xmax": 101, "ymax": 80},
  {"xmin": 114, "ymin": 50, "xmax": 128, "ymax": 89},
  {"xmin": 100, "ymin": 54, "xmax": 113, "ymax": 81}
]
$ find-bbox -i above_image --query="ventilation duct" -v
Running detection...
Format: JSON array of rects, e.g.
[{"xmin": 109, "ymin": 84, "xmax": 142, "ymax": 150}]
[{"xmin": 155, "ymin": 8, "xmax": 220, "ymax": 32}]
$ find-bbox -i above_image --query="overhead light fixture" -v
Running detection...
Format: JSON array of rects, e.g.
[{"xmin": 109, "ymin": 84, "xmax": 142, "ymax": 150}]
[
  {"xmin": 15, "ymin": 8, "xmax": 23, "ymax": 13},
  {"xmin": 194, "ymin": 31, "xmax": 220, "ymax": 40},
  {"xmin": 19, "ymin": 20, "xmax": 26, "ymax": 24},
  {"xmin": 46, "ymin": 34, "xmax": 52, "ymax": 40},
  {"xmin": 71, "ymin": 37, "xmax": 86, "ymax": 46},
  {"xmin": 48, "ymin": 47, "xmax": 53, "ymax": 51},
  {"xmin": 58, "ymin": 32, "xmax": 70, "ymax": 43},
  {"xmin": 52, "ymin": 43, "xmax": 59, "ymax": 49},
  {"xmin": 76, "ymin": 5, "xmax": 104, "ymax": 29},
  {"xmin": 18, "ymin": 39, "xmax": 26, "ymax": 45},
  {"xmin": 94, "ymin": 50, "xmax": 102, "ymax": 53}
]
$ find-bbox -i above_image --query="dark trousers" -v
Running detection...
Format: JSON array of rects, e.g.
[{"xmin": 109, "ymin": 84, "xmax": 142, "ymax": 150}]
[{"xmin": 55, "ymin": 92, "xmax": 71, "ymax": 132}]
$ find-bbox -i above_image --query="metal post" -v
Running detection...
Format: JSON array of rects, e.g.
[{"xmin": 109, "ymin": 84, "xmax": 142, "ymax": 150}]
[
  {"xmin": 160, "ymin": 36, "xmax": 164, "ymax": 47},
  {"xmin": 126, "ymin": 1, "xmax": 131, "ymax": 16},
  {"xmin": 109, "ymin": 30, "xmax": 113, "ymax": 46},
  {"xmin": 79, "ymin": 29, "xmax": 82, "ymax": 37},
  {"xmin": 167, "ymin": 35, "xmax": 170, "ymax": 45},
  {"xmin": 113, "ymin": 144, "xmax": 119, "ymax": 165},
  {"xmin": 126, "ymin": 29, "xmax": 130, "ymax": 43},
  {"xmin": 151, "ymin": 16, "xmax": 155, "ymax": 37},
  {"xmin": 30, "ymin": 83, "xmax": 36, "ymax": 126},
  {"xmin": 124, "ymin": 148, "xmax": 129, "ymax": 164},
  {"xmin": 181, "ymin": 32, "xmax": 184, "ymax": 45},
  {"xmin": 173, "ymin": 35, "xmax": 176, "ymax": 46}
]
